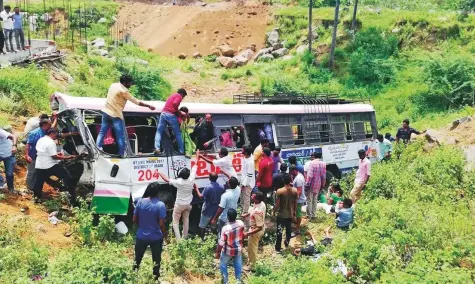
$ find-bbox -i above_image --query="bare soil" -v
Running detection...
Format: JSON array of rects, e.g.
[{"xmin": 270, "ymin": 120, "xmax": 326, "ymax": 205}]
[{"xmin": 115, "ymin": 1, "xmax": 270, "ymax": 57}]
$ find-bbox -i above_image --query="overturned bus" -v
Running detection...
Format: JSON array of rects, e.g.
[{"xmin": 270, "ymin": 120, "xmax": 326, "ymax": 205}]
[{"xmin": 52, "ymin": 92, "xmax": 380, "ymax": 218}]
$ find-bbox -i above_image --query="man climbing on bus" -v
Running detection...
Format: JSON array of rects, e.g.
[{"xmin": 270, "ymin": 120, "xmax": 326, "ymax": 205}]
[
  {"xmin": 97, "ymin": 75, "xmax": 155, "ymax": 157},
  {"xmin": 154, "ymin": 88, "xmax": 187, "ymax": 155}
]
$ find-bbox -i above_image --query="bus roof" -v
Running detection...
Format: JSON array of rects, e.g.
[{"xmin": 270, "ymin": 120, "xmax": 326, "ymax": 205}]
[{"xmin": 53, "ymin": 93, "xmax": 375, "ymax": 115}]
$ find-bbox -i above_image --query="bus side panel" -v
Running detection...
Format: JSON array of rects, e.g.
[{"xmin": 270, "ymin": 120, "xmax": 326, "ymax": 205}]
[
  {"xmin": 93, "ymin": 156, "xmax": 133, "ymax": 215},
  {"xmin": 92, "ymin": 182, "xmax": 131, "ymax": 215}
]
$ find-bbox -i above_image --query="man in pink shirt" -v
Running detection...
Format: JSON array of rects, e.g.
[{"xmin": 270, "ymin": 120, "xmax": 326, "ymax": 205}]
[
  {"xmin": 305, "ymin": 152, "xmax": 326, "ymax": 219},
  {"xmin": 154, "ymin": 89, "xmax": 187, "ymax": 154},
  {"xmin": 350, "ymin": 149, "xmax": 371, "ymax": 203}
]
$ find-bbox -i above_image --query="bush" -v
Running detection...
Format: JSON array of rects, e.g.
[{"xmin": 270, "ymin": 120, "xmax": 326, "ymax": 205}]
[
  {"xmin": 347, "ymin": 27, "xmax": 399, "ymax": 87},
  {"xmin": 421, "ymin": 55, "xmax": 475, "ymax": 110}
]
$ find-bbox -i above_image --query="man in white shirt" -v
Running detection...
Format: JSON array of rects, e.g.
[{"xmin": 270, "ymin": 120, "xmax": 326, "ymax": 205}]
[
  {"xmin": 0, "ymin": 5, "xmax": 14, "ymax": 53},
  {"xmin": 158, "ymin": 153, "xmax": 200, "ymax": 240},
  {"xmin": 200, "ymin": 147, "xmax": 238, "ymax": 186},
  {"xmin": 34, "ymin": 129, "xmax": 76, "ymax": 204},
  {"xmin": 240, "ymin": 145, "xmax": 255, "ymax": 228},
  {"xmin": 0, "ymin": 127, "xmax": 17, "ymax": 192}
]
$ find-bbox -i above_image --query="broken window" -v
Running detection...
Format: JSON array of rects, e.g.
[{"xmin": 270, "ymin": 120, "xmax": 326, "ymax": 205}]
[{"xmin": 276, "ymin": 115, "xmax": 304, "ymax": 146}]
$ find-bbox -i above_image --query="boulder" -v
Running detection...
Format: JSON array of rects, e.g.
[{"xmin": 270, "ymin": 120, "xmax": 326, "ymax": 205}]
[
  {"xmin": 272, "ymin": 48, "xmax": 288, "ymax": 58},
  {"xmin": 92, "ymin": 49, "xmax": 108, "ymax": 56},
  {"xmin": 192, "ymin": 52, "xmax": 202, "ymax": 59},
  {"xmin": 254, "ymin": 47, "xmax": 273, "ymax": 60},
  {"xmin": 91, "ymin": 38, "xmax": 106, "ymax": 49},
  {"xmin": 424, "ymin": 129, "xmax": 441, "ymax": 144},
  {"xmin": 178, "ymin": 53, "xmax": 187, "ymax": 59},
  {"xmin": 236, "ymin": 49, "xmax": 254, "ymax": 60},
  {"xmin": 450, "ymin": 116, "xmax": 471, "ymax": 130},
  {"xmin": 272, "ymin": 42, "xmax": 283, "ymax": 51},
  {"xmin": 250, "ymin": 44, "xmax": 257, "ymax": 52},
  {"xmin": 266, "ymin": 28, "xmax": 280, "ymax": 46},
  {"xmin": 296, "ymin": 45, "xmax": 308, "ymax": 54},
  {"xmin": 234, "ymin": 56, "xmax": 249, "ymax": 66},
  {"xmin": 97, "ymin": 17, "xmax": 107, "ymax": 24},
  {"xmin": 282, "ymin": 55, "xmax": 293, "ymax": 61},
  {"xmin": 217, "ymin": 45, "xmax": 236, "ymax": 57},
  {"xmin": 446, "ymin": 137, "xmax": 459, "ymax": 145},
  {"xmin": 209, "ymin": 46, "xmax": 221, "ymax": 56},
  {"xmin": 257, "ymin": 54, "xmax": 274, "ymax": 62},
  {"xmin": 218, "ymin": 56, "xmax": 237, "ymax": 68}
]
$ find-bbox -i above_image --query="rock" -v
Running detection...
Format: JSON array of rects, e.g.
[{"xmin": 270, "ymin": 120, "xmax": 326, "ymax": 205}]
[
  {"xmin": 424, "ymin": 129, "xmax": 441, "ymax": 144},
  {"xmin": 178, "ymin": 53, "xmax": 187, "ymax": 59},
  {"xmin": 201, "ymin": 2, "xmax": 207, "ymax": 6},
  {"xmin": 97, "ymin": 17, "xmax": 107, "ymax": 24},
  {"xmin": 257, "ymin": 54, "xmax": 274, "ymax": 62},
  {"xmin": 236, "ymin": 49, "xmax": 254, "ymax": 60},
  {"xmin": 234, "ymin": 56, "xmax": 249, "ymax": 66},
  {"xmin": 193, "ymin": 43, "xmax": 197, "ymax": 47},
  {"xmin": 450, "ymin": 116, "xmax": 471, "ymax": 130},
  {"xmin": 272, "ymin": 48, "xmax": 288, "ymax": 58},
  {"xmin": 248, "ymin": 11, "xmax": 257, "ymax": 15},
  {"xmin": 209, "ymin": 46, "xmax": 221, "ymax": 56},
  {"xmin": 282, "ymin": 55, "xmax": 293, "ymax": 61},
  {"xmin": 250, "ymin": 44, "xmax": 257, "ymax": 52},
  {"xmin": 92, "ymin": 49, "xmax": 109, "ymax": 56},
  {"xmin": 192, "ymin": 52, "xmax": 202, "ymax": 59},
  {"xmin": 218, "ymin": 56, "xmax": 237, "ymax": 68},
  {"xmin": 111, "ymin": 16, "xmax": 117, "ymax": 22},
  {"xmin": 296, "ymin": 45, "xmax": 308, "ymax": 54},
  {"xmin": 446, "ymin": 137, "xmax": 459, "ymax": 145},
  {"xmin": 266, "ymin": 28, "xmax": 280, "ymax": 46},
  {"xmin": 272, "ymin": 42, "xmax": 283, "ymax": 51},
  {"xmin": 196, "ymin": 30, "xmax": 201, "ymax": 34},
  {"xmin": 214, "ymin": 30, "xmax": 219, "ymax": 34},
  {"xmin": 316, "ymin": 43, "xmax": 330, "ymax": 54},
  {"xmin": 91, "ymin": 38, "xmax": 106, "ymax": 49},
  {"xmin": 450, "ymin": 120, "xmax": 460, "ymax": 130},
  {"xmin": 36, "ymin": 224, "xmax": 47, "ymax": 233},
  {"xmin": 217, "ymin": 45, "xmax": 236, "ymax": 57},
  {"xmin": 254, "ymin": 47, "xmax": 273, "ymax": 60},
  {"xmin": 459, "ymin": 116, "xmax": 471, "ymax": 124}
]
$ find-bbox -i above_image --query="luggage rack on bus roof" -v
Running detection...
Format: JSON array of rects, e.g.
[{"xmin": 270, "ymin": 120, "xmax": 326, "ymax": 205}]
[{"xmin": 233, "ymin": 93, "xmax": 368, "ymax": 105}]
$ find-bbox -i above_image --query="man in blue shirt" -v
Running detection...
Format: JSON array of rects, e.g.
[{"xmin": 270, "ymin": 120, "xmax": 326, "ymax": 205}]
[
  {"xmin": 288, "ymin": 155, "xmax": 304, "ymax": 175},
  {"xmin": 133, "ymin": 182, "xmax": 168, "ymax": 280},
  {"xmin": 324, "ymin": 198, "xmax": 354, "ymax": 240},
  {"xmin": 197, "ymin": 172, "xmax": 225, "ymax": 239},
  {"xmin": 12, "ymin": 7, "xmax": 25, "ymax": 51},
  {"xmin": 0, "ymin": 127, "xmax": 17, "ymax": 192},
  {"xmin": 211, "ymin": 175, "xmax": 241, "ymax": 237},
  {"xmin": 24, "ymin": 119, "xmax": 51, "ymax": 190}
]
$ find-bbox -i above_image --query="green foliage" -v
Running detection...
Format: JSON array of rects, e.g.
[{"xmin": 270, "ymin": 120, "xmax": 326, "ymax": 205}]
[
  {"xmin": 43, "ymin": 199, "xmax": 62, "ymax": 213},
  {"xmin": 0, "ymin": 65, "xmax": 50, "ymax": 115},
  {"xmin": 127, "ymin": 67, "xmax": 172, "ymax": 101},
  {"xmin": 165, "ymin": 236, "xmax": 217, "ymax": 277},
  {"xmin": 347, "ymin": 27, "xmax": 399, "ymax": 87},
  {"xmin": 420, "ymin": 55, "xmax": 475, "ymax": 110},
  {"xmin": 328, "ymin": 143, "xmax": 475, "ymax": 282},
  {"xmin": 204, "ymin": 54, "xmax": 218, "ymax": 62}
]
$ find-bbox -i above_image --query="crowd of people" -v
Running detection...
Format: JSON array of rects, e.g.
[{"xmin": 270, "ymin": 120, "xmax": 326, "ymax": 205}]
[
  {"xmin": 0, "ymin": 6, "xmax": 27, "ymax": 54},
  {"xmin": 0, "ymin": 73, "xmax": 424, "ymax": 283}
]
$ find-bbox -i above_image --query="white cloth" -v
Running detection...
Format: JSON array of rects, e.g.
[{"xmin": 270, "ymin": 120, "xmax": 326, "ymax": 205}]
[
  {"xmin": 35, "ymin": 136, "xmax": 58, "ymax": 169},
  {"xmin": 304, "ymin": 160, "xmax": 312, "ymax": 173},
  {"xmin": 24, "ymin": 117, "xmax": 40, "ymax": 136},
  {"xmin": 0, "ymin": 11, "xmax": 14, "ymax": 30},
  {"xmin": 213, "ymin": 155, "xmax": 238, "ymax": 184},
  {"xmin": 0, "ymin": 128, "xmax": 13, "ymax": 158},
  {"xmin": 241, "ymin": 156, "xmax": 255, "ymax": 188},
  {"xmin": 169, "ymin": 166, "xmax": 197, "ymax": 206}
]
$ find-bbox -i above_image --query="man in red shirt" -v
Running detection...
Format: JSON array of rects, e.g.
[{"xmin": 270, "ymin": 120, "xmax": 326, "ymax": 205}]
[
  {"xmin": 154, "ymin": 89, "xmax": 187, "ymax": 154},
  {"xmin": 256, "ymin": 147, "xmax": 274, "ymax": 203}
]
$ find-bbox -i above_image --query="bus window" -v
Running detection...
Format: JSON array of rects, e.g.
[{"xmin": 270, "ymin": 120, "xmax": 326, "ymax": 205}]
[
  {"xmin": 276, "ymin": 115, "xmax": 304, "ymax": 146},
  {"xmin": 352, "ymin": 113, "xmax": 373, "ymax": 140},
  {"xmin": 331, "ymin": 114, "xmax": 352, "ymax": 142},
  {"xmin": 216, "ymin": 126, "xmax": 245, "ymax": 151},
  {"xmin": 304, "ymin": 114, "xmax": 330, "ymax": 144}
]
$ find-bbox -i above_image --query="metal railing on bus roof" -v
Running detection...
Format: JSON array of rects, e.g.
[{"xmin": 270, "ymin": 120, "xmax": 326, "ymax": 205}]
[{"xmin": 232, "ymin": 93, "xmax": 369, "ymax": 105}]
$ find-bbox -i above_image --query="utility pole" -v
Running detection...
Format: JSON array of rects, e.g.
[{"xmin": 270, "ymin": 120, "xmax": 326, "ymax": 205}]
[
  {"xmin": 308, "ymin": 0, "xmax": 313, "ymax": 52},
  {"xmin": 351, "ymin": 0, "xmax": 359, "ymax": 32},
  {"xmin": 329, "ymin": 0, "xmax": 340, "ymax": 70}
]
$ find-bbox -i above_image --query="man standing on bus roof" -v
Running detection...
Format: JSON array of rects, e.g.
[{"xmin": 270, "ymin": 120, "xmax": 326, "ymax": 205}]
[
  {"xmin": 305, "ymin": 152, "xmax": 326, "ymax": 219},
  {"xmin": 350, "ymin": 149, "xmax": 371, "ymax": 203},
  {"xmin": 154, "ymin": 88, "xmax": 187, "ymax": 155},
  {"xmin": 396, "ymin": 119, "xmax": 421, "ymax": 144},
  {"xmin": 97, "ymin": 75, "xmax": 155, "ymax": 157}
]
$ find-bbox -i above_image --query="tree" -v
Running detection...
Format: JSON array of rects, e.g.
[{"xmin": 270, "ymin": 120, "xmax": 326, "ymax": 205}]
[
  {"xmin": 351, "ymin": 0, "xmax": 359, "ymax": 32},
  {"xmin": 329, "ymin": 0, "xmax": 340, "ymax": 70}
]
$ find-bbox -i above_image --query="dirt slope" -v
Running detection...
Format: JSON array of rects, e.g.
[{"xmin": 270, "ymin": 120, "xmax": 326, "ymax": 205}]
[{"xmin": 115, "ymin": 1, "xmax": 269, "ymax": 56}]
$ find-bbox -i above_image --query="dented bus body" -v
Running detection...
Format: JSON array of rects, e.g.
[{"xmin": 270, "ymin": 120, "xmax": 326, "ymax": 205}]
[{"xmin": 52, "ymin": 93, "xmax": 380, "ymax": 216}]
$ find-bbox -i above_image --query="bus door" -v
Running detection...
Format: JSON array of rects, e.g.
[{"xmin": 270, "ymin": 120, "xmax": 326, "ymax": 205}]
[{"xmin": 242, "ymin": 115, "xmax": 277, "ymax": 149}]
